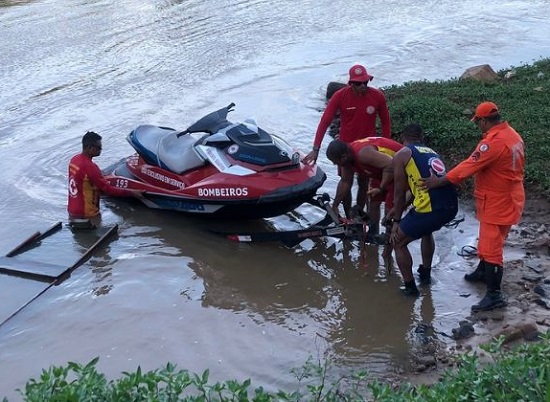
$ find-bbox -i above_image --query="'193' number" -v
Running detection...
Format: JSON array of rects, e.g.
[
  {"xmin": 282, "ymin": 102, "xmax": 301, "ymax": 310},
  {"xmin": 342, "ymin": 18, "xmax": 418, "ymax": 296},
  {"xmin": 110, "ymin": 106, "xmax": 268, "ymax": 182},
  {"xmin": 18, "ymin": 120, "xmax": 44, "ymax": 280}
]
[{"xmin": 116, "ymin": 179, "xmax": 129, "ymax": 188}]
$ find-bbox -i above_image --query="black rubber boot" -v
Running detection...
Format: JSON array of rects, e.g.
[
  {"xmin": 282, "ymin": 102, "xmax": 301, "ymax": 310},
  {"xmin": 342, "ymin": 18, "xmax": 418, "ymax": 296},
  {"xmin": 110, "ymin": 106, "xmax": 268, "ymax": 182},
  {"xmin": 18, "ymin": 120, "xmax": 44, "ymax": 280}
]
[
  {"xmin": 471, "ymin": 264, "xmax": 507, "ymax": 312},
  {"xmin": 401, "ymin": 280, "xmax": 420, "ymax": 297},
  {"xmin": 464, "ymin": 260, "xmax": 486, "ymax": 283},
  {"xmin": 417, "ymin": 264, "xmax": 432, "ymax": 285},
  {"xmin": 368, "ymin": 222, "xmax": 380, "ymax": 236}
]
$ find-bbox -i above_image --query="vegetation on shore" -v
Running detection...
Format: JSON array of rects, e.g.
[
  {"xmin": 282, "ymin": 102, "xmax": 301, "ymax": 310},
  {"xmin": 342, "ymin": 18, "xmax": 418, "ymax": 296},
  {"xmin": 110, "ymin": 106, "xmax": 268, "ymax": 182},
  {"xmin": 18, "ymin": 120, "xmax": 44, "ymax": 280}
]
[
  {"xmin": 6, "ymin": 334, "xmax": 550, "ymax": 401},
  {"xmin": 384, "ymin": 57, "xmax": 550, "ymax": 196},
  {"xmin": 4, "ymin": 58, "xmax": 550, "ymax": 401}
]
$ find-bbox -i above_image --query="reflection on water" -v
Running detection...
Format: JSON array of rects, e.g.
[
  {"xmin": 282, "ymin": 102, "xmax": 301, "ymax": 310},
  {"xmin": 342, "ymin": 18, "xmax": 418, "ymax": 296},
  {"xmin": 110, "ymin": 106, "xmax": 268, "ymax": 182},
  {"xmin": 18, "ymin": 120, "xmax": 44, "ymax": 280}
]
[
  {"xmin": 106, "ymin": 201, "xmax": 438, "ymax": 374},
  {"xmin": 0, "ymin": 0, "xmax": 34, "ymax": 6},
  {"xmin": 71, "ymin": 227, "xmax": 119, "ymax": 297},
  {"xmin": 1, "ymin": 0, "xmax": 550, "ymax": 398}
]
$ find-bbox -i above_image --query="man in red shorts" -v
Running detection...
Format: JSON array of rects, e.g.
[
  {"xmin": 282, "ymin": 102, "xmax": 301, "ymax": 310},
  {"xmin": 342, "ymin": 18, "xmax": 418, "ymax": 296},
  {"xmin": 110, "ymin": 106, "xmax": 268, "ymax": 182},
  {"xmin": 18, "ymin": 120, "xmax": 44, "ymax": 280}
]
[
  {"xmin": 68, "ymin": 131, "xmax": 143, "ymax": 228},
  {"xmin": 422, "ymin": 102, "xmax": 525, "ymax": 311},
  {"xmin": 303, "ymin": 64, "xmax": 392, "ymax": 231},
  {"xmin": 325, "ymin": 137, "xmax": 402, "ymax": 221}
]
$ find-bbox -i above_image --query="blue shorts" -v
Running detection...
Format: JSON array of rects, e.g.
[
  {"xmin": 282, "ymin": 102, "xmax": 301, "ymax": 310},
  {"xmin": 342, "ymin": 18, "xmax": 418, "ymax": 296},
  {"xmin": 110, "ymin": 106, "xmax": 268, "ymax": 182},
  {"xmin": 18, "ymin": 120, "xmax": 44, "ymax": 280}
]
[{"xmin": 400, "ymin": 207, "xmax": 458, "ymax": 240}]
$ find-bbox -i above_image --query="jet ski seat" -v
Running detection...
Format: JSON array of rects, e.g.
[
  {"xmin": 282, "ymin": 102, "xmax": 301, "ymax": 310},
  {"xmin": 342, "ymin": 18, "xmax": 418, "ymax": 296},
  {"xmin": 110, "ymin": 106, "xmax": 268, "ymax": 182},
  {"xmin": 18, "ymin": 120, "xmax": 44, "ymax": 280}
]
[
  {"xmin": 158, "ymin": 131, "xmax": 206, "ymax": 174},
  {"xmin": 129, "ymin": 125, "xmax": 206, "ymax": 174}
]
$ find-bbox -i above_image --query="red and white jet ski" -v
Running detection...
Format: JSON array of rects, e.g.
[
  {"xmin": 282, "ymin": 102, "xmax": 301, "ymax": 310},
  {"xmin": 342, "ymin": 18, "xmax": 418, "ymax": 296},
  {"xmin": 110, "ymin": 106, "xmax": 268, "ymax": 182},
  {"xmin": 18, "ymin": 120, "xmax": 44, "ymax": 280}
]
[{"xmin": 103, "ymin": 103, "xmax": 326, "ymax": 219}]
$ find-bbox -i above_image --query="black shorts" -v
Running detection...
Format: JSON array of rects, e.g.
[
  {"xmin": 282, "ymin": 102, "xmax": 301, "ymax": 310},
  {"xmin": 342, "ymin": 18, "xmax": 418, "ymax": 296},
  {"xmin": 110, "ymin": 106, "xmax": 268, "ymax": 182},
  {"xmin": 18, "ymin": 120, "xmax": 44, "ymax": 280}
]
[{"xmin": 400, "ymin": 207, "xmax": 458, "ymax": 240}]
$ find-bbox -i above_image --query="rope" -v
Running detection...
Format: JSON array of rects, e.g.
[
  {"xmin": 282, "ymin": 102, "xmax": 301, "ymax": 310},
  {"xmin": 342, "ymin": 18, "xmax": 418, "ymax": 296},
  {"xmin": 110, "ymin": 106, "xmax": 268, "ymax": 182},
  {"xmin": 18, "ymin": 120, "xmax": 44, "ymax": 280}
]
[
  {"xmin": 444, "ymin": 213, "xmax": 465, "ymax": 229},
  {"xmin": 457, "ymin": 245, "xmax": 478, "ymax": 258},
  {"xmin": 361, "ymin": 221, "xmax": 369, "ymax": 272}
]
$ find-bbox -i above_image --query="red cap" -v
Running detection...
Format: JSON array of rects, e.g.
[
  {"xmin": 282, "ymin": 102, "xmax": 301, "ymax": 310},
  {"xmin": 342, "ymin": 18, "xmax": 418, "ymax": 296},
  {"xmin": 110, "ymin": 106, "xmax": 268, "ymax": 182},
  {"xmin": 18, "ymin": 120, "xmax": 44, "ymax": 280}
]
[
  {"xmin": 348, "ymin": 64, "xmax": 373, "ymax": 83},
  {"xmin": 471, "ymin": 101, "xmax": 499, "ymax": 121}
]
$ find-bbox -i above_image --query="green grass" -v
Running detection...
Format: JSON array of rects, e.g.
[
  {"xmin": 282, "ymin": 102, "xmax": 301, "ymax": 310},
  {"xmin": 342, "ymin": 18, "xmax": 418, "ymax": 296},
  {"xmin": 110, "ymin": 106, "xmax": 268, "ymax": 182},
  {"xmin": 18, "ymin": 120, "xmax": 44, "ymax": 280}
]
[
  {"xmin": 383, "ymin": 57, "xmax": 550, "ymax": 195},
  {"xmin": 6, "ymin": 333, "xmax": 550, "ymax": 401}
]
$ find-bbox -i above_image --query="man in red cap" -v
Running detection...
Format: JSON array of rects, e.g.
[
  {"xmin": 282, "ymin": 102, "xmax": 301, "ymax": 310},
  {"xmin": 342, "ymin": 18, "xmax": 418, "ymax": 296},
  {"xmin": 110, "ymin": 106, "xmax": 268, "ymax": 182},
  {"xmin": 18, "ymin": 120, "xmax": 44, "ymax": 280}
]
[
  {"xmin": 422, "ymin": 101, "xmax": 525, "ymax": 312},
  {"xmin": 303, "ymin": 64, "xmax": 392, "ymax": 231}
]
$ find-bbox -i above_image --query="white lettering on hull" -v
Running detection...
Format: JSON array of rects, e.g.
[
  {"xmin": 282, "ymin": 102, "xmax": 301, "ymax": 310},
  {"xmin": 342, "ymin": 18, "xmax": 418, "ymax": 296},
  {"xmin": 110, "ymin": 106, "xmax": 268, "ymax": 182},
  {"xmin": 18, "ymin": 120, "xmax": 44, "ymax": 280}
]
[
  {"xmin": 198, "ymin": 188, "xmax": 249, "ymax": 197},
  {"xmin": 141, "ymin": 167, "xmax": 185, "ymax": 189}
]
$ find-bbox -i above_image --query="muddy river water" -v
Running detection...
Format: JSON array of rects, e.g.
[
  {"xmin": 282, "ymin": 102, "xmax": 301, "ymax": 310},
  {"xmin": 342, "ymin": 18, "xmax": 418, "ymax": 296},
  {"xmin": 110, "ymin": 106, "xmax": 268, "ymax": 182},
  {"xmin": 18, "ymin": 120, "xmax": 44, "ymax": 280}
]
[{"xmin": 1, "ymin": 0, "xmax": 550, "ymax": 398}]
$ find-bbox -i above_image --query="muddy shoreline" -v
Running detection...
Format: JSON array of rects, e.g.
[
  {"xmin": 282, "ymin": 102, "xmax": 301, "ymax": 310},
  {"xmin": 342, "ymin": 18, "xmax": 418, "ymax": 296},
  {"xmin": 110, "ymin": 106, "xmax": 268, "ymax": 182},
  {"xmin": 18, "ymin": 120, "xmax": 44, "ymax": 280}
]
[{"xmin": 401, "ymin": 195, "xmax": 550, "ymax": 385}]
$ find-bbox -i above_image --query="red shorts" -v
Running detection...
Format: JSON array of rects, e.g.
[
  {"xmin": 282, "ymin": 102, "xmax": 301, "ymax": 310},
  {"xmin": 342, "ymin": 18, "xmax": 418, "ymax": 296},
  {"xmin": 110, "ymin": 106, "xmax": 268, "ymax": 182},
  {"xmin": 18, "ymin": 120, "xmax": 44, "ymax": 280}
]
[{"xmin": 370, "ymin": 178, "xmax": 394, "ymax": 209}]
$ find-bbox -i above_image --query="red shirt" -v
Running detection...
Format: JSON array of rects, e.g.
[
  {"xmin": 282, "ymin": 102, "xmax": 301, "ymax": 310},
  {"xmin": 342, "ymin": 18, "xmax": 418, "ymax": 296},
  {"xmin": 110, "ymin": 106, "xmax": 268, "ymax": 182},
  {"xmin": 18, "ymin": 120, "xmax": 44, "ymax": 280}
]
[
  {"xmin": 68, "ymin": 153, "xmax": 132, "ymax": 218},
  {"xmin": 350, "ymin": 137, "xmax": 403, "ymax": 179},
  {"xmin": 446, "ymin": 121, "xmax": 525, "ymax": 225},
  {"xmin": 314, "ymin": 85, "xmax": 391, "ymax": 148}
]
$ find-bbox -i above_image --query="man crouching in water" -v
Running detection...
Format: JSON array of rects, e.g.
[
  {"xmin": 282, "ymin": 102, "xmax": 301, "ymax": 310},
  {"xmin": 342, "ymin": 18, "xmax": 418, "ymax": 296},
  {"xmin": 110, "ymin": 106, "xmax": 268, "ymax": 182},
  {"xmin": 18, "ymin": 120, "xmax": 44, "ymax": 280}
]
[{"xmin": 389, "ymin": 124, "xmax": 458, "ymax": 296}]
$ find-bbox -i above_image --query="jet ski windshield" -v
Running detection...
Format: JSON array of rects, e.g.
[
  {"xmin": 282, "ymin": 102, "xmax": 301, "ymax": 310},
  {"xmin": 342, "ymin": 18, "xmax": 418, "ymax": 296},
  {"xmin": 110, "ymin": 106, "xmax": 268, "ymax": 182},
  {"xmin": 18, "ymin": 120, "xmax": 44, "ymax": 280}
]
[
  {"xmin": 225, "ymin": 124, "xmax": 296, "ymax": 166},
  {"xmin": 178, "ymin": 103, "xmax": 299, "ymax": 167},
  {"xmin": 183, "ymin": 103, "xmax": 235, "ymax": 135},
  {"xmin": 225, "ymin": 124, "xmax": 272, "ymax": 145}
]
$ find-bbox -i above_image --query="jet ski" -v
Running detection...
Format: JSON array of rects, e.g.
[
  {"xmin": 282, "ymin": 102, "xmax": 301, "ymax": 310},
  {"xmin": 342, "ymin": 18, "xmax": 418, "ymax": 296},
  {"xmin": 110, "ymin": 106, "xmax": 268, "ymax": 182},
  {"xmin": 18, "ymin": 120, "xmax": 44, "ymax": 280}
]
[{"xmin": 103, "ymin": 103, "xmax": 326, "ymax": 219}]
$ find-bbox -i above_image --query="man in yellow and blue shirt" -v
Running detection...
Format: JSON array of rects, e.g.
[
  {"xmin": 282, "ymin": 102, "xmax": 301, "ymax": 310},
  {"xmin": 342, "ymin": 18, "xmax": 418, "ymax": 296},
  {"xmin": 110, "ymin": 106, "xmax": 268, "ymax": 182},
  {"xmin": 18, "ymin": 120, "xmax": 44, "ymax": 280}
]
[{"xmin": 389, "ymin": 124, "xmax": 458, "ymax": 296}]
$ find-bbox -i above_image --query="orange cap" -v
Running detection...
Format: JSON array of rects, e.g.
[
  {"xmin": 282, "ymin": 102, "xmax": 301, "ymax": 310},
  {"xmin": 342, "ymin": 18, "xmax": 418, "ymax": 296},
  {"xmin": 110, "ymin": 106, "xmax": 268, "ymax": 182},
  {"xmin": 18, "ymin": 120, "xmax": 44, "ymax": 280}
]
[{"xmin": 471, "ymin": 101, "xmax": 499, "ymax": 121}]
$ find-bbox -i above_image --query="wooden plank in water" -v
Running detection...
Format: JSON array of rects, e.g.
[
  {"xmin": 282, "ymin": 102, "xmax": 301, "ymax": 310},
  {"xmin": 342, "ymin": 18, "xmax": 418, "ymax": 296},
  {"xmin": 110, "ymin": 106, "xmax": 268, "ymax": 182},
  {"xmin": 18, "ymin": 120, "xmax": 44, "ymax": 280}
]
[
  {"xmin": 5, "ymin": 232, "xmax": 41, "ymax": 258},
  {"xmin": 55, "ymin": 224, "xmax": 119, "ymax": 284},
  {"xmin": 5, "ymin": 221, "xmax": 63, "ymax": 257},
  {"xmin": 0, "ymin": 256, "xmax": 66, "ymax": 283},
  {"xmin": 0, "ymin": 224, "xmax": 120, "ymax": 329}
]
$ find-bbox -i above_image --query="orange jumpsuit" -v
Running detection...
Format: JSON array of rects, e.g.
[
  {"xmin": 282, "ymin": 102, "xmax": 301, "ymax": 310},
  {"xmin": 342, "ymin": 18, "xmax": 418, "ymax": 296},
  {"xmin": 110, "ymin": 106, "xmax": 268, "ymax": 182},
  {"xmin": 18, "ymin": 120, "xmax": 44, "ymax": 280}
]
[{"xmin": 446, "ymin": 122, "xmax": 525, "ymax": 265}]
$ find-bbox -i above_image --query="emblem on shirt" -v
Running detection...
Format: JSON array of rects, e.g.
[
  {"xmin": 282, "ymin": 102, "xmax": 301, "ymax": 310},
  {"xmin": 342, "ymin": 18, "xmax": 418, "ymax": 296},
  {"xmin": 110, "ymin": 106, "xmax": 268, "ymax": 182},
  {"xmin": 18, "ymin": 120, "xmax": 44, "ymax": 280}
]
[
  {"xmin": 366, "ymin": 106, "xmax": 375, "ymax": 114},
  {"xmin": 428, "ymin": 157, "xmax": 446, "ymax": 175},
  {"xmin": 68, "ymin": 178, "xmax": 78, "ymax": 196},
  {"xmin": 479, "ymin": 144, "xmax": 489, "ymax": 152}
]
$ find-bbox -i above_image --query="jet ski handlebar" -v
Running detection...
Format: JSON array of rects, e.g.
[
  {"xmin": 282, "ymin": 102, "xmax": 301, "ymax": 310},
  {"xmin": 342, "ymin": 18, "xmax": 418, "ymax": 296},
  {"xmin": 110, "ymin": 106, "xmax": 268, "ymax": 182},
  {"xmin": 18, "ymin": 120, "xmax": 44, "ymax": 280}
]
[{"xmin": 177, "ymin": 103, "xmax": 236, "ymax": 138}]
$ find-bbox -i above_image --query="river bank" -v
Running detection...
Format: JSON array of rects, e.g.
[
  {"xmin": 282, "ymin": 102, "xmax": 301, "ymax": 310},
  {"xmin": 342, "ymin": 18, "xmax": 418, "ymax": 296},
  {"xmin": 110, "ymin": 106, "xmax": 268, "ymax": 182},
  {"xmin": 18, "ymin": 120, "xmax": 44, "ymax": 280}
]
[{"xmin": 405, "ymin": 195, "xmax": 550, "ymax": 386}]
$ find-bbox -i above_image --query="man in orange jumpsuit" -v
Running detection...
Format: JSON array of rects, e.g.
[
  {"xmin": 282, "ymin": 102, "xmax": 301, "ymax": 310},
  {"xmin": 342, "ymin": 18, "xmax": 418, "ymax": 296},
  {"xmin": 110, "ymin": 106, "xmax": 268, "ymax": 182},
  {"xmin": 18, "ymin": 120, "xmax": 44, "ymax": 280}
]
[{"xmin": 422, "ymin": 102, "xmax": 525, "ymax": 312}]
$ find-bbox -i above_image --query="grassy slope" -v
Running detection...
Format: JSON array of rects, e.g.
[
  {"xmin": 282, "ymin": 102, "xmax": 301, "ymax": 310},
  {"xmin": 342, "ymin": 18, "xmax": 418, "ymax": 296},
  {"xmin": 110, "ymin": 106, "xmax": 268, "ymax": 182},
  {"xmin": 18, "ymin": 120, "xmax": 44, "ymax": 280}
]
[{"xmin": 383, "ymin": 58, "xmax": 550, "ymax": 196}]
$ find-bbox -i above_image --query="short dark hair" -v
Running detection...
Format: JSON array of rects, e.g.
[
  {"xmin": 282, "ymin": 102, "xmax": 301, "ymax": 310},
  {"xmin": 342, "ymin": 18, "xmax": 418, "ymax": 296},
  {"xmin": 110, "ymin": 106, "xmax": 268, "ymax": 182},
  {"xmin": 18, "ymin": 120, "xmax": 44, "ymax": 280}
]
[
  {"xmin": 82, "ymin": 131, "xmax": 102, "ymax": 148},
  {"xmin": 401, "ymin": 123, "xmax": 424, "ymax": 142},
  {"xmin": 326, "ymin": 139, "xmax": 351, "ymax": 161}
]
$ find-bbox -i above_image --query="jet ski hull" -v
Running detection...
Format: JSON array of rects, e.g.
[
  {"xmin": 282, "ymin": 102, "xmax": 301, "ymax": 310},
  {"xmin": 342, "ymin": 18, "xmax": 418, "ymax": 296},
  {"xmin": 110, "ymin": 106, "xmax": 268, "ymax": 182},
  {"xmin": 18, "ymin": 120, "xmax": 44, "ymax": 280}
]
[{"xmin": 104, "ymin": 156, "xmax": 326, "ymax": 219}]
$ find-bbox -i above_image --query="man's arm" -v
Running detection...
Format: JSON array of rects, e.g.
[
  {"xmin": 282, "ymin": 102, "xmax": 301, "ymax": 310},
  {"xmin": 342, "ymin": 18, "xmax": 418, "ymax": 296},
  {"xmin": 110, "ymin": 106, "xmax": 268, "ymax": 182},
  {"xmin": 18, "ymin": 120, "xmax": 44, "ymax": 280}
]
[
  {"xmin": 446, "ymin": 140, "xmax": 503, "ymax": 184},
  {"xmin": 332, "ymin": 165, "xmax": 354, "ymax": 217},
  {"xmin": 377, "ymin": 91, "xmax": 392, "ymax": 138},
  {"xmin": 423, "ymin": 140, "xmax": 502, "ymax": 189},
  {"xmin": 303, "ymin": 92, "xmax": 342, "ymax": 164},
  {"xmin": 87, "ymin": 162, "xmax": 142, "ymax": 198},
  {"xmin": 358, "ymin": 147, "xmax": 394, "ymax": 194},
  {"xmin": 421, "ymin": 170, "xmax": 451, "ymax": 190},
  {"xmin": 391, "ymin": 148, "xmax": 411, "ymax": 221}
]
